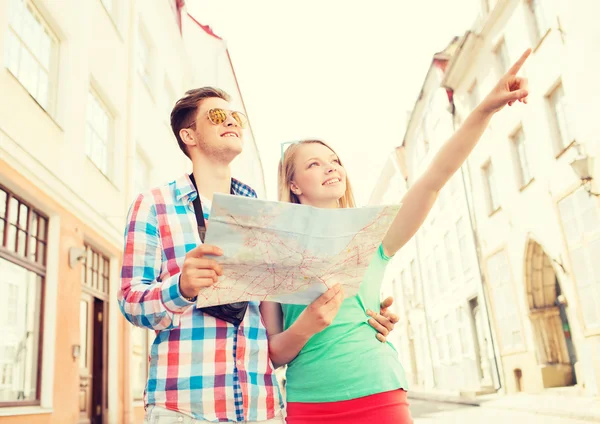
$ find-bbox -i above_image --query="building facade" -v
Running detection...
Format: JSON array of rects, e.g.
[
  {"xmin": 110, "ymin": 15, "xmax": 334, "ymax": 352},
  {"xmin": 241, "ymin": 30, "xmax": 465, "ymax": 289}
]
[
  {"xmin": 370, "ymin": 0, "xmax": 600, "ymax": 399},
  {"xmin": 0, "ymin": 0, "xmax": 265, "ymax": 423}
]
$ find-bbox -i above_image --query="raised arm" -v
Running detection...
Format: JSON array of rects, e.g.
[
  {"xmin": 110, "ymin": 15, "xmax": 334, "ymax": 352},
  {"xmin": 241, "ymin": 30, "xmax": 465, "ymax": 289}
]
[
  {"xmin": 260, "ymin": 284, "xmax": 344, "ymax": 368},
  {"xmin": 382, "ymin": 48, "xmax": 531, "ymax": 257}
]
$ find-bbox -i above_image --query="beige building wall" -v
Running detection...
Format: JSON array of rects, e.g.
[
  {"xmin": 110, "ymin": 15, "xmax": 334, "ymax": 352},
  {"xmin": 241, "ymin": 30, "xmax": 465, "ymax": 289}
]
[
  {"xmin": 443, "ymin": 0, "xmax": 600, "ymax": 397},
  {"xmin": 0, "ymin": 0, "xmax": 266, "ymax": 422}
]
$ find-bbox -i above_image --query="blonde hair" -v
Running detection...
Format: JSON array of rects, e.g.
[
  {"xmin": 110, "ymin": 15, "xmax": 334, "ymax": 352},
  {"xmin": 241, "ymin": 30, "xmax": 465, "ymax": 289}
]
[{"xmin": 278, "ymin": 139, "xmax": 356, "ymax": 208}]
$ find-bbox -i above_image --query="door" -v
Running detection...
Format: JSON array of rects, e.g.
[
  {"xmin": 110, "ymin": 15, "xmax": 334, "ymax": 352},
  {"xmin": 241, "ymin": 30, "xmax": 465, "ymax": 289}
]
[{"xmin": 79, "ymin": 293, "xmax": 105, "ymax": 424}]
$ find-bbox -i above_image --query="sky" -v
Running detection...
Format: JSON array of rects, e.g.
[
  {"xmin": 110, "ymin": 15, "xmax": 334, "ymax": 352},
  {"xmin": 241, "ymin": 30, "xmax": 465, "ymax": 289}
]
[{"xmin": 187, "ymin": 0, "xmax": 481, "ymax": 203}]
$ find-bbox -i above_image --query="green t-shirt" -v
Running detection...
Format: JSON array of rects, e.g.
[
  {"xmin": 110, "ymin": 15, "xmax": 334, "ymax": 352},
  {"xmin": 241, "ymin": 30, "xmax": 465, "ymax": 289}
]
[{"xmin": 281, "ymin": 244, "xmax": 409, "ymax": 403}]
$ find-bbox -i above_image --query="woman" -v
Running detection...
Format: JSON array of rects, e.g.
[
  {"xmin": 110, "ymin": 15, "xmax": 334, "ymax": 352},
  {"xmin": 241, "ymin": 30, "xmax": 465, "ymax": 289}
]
[{"xmin": 261, "ymin": 49, "xmax": 532, "ymax": 424}]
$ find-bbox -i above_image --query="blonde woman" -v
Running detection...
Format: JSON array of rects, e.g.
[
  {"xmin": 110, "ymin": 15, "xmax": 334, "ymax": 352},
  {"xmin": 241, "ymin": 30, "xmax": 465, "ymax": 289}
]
[{"xmin": 261, "ymin": 49, "xmax": 532, "ymax": 424}]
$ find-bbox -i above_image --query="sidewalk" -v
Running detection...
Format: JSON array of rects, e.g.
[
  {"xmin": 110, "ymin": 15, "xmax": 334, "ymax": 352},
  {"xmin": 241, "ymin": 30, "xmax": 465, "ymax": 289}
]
[{"xmin": 408, "ymin": 389, "xmax": 600, "ymax": 422}]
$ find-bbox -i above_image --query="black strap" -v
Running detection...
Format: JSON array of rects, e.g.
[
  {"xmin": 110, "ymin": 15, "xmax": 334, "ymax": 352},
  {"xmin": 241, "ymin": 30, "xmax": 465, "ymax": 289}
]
[{"xmin": 188, "ymin": 174, "xmax": 248, "ymax": 326}]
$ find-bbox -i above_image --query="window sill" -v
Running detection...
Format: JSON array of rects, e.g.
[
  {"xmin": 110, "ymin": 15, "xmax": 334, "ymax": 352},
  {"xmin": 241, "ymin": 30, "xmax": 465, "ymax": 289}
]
[
  {"xmin": 4, "ymin": 68, "xmax": 64, "ymax": 133},
  {"xmin": 555, "ymin": 139, "xmax": 577, "ymax": 160},
  {"xmin": 0, "ymin": 406, "xmax": 52, "ymax": 417},
  {"xmin": 99, "ymin": 1, "xmax": 124, "ymax": 43},
  {"xmin": 519, "ymin": 178, "xmax": 535, "ymax": 192},
  {"xmin": 488, "ymin": 206, "xmax": 502, "ymax": 218},
  {"xmin": 532, "ymin": 28, "xmax": 552, "ymax": 54},
  {"xmin": 86, "ymin": 156, "xmax": 120, "ymax": 192}
]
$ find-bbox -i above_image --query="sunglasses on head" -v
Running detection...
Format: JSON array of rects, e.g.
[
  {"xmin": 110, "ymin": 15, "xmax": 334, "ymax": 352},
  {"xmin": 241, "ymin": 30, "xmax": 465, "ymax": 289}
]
[{"xmin": 188, "ymin": 108, "xmax": 248, "ymax": 129}]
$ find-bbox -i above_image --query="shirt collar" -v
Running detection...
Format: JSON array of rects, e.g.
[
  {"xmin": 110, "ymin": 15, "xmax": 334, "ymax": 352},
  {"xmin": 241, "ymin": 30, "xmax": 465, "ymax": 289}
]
[{"xmin": 174, "ymin": 174, "xmax": 256, "ymax": 202}]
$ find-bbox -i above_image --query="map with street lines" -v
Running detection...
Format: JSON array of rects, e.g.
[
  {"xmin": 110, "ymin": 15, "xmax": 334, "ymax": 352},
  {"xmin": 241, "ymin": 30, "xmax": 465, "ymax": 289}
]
[{"xmin": 197, "ymin": 194, "xmax": 400, "ymax": 307}]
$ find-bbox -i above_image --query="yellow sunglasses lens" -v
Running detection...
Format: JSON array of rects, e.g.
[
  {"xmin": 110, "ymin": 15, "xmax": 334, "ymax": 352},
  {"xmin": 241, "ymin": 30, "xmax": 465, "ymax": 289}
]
[
  {"xmin": 231, "ymin": 111, "xmax": 248, "ymax": 128},
  {"xmin": 208, "ymin": 108, "xmax": 227, "ymax": 125},
  {"xmin": 208, "ymin": 108, "xmax": 248, "ymax": 128}
]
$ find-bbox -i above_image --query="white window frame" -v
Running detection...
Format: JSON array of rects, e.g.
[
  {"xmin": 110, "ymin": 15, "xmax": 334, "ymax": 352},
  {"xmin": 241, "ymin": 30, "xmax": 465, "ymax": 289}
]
[
  {"xmin": 511, "ymin": 126, "xmax": 533, "ymax": 187},
  {"xmin": 4, "ymin": 0, "xmax": 59, "ymax": 116},
  {"xmin": 136, "ymin": 27, "xmax": 152, "ymax": 92},
  {"xmin": 482, "ymin": 160, "xmax": 500, "ymax": 213},
  {"xmin": 493, "ymin": 39, "xmax": 510, "ymax": 77},
  {"xmin": 85, "ymin": 88, "xmax": 113, "ymax": 178},
  {"xmin": 547, "ymin": 83, "xmax": 573, "ymax": 152}
]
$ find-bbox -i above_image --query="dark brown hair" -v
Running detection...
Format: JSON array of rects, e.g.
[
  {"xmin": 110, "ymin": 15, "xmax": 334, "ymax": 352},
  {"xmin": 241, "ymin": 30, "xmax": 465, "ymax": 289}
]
[{"xmin": 170, "ymin": 87, "xmax": 231, "ymax": 158}]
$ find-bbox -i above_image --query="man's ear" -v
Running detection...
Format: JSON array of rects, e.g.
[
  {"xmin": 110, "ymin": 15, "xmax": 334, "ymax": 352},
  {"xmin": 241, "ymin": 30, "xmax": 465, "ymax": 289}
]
[{"xmin": 179, "ymin": 128, "xmax": 196, "ymax": 147}]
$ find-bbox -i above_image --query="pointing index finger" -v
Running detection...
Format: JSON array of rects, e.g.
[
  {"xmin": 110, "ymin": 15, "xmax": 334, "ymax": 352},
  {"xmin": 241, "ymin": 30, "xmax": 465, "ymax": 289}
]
[{"xmin": 506, "ymin": 48, "xmax": 532, "ymax": 76}]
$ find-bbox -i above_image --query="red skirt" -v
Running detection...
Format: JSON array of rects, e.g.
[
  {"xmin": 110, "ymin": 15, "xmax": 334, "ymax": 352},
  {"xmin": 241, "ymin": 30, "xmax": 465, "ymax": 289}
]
[{"xmin": 285, "ymin": 389, "xmax": 413, "ymax": 424}]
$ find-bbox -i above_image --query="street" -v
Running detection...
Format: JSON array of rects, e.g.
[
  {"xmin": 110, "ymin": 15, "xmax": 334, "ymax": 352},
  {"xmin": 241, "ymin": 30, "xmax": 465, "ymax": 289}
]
[{"xmin": 410, "ymin": 399, "xmax": 592, "ymax": 424}]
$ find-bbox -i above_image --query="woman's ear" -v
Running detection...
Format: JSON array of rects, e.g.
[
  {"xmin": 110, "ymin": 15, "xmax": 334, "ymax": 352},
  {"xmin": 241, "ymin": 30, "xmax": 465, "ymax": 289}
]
[{"xmin": 290, "ymin": 181, "xmax": 302, "ymax": 196}]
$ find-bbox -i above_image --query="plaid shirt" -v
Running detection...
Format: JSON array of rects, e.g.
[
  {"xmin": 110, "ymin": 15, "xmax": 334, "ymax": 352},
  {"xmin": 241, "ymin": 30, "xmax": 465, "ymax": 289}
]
[{"xmin": 119, "ymin": 174, "xmax": 283, "ymax": 422}]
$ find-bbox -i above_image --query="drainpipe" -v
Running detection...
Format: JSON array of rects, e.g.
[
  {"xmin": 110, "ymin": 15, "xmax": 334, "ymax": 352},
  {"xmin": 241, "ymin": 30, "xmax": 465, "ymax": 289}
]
[{"xmin": 446, "ymin": 88, "xmax": 503, "ymax": 391}]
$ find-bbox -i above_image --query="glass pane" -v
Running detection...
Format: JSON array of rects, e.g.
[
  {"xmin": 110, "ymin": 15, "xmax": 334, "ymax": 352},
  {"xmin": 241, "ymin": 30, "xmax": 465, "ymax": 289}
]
[
  {"xmin": 17, "ymin": 230, "xmax": 26, "ymax": 257},
  {"xmin": 29, "ymin": 235, "xmax": 37, "ymax": 260},
  {"xmin": 19, "ymin": 47, "xmax": 39, "ymax": 97},
  {"xmin": 30, "ymin": 212, "xmax": 38, "ymax": 237},
  {"xmin": 4, "ymin": 30, "xmax": 21, "ymax": 77},
  {"xmin": 39, "ymin": 32, "xmax": 51, "ymax": 70},
  {"xmin": 8, "ymin": 197, "xmax": 19, "ymax": 224},
  {"xmin": 37, "ymin": 241, "xmax": 45, "ymax": 265},
  {"xmin": 79, "ymin": 300, "xmax": 88, "ymax": 369},
  {"xmin": 38, "ymin": 216, "xmax": 46, "ymax": 241},
  {"xmin": 0, "ymin": 257, "xmax": 42, "ymax": 402},
  {"xmin": 36, "ymin": 68, "xmax": 49, "ymax": 110},
  {"xmin": 7, "ymin": 225, "xmax": 17, "ymax": 251},
  {"xmin": 0, "ymin": 189, "xmax": 6, "ymax": 218},
  {"xmin": 0, "ymin": 220, "xmax": 5, "ymax": 246},
  {"xmin": 18, "ymin": 203, "xmax": 28, "ymax": 229}
]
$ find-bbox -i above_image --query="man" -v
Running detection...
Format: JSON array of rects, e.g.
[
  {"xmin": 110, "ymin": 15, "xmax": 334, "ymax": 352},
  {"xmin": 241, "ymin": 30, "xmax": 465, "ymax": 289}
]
[{"xmin": 118, "ymin": 87, "xmax": 398, "ymax": 423}]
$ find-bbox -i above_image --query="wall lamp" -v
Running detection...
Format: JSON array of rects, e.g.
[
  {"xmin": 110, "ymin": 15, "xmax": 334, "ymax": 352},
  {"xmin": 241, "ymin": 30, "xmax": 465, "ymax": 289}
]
[{"xmin": 570, "ymin": 154, "xmax": 600, "ymax": 197}]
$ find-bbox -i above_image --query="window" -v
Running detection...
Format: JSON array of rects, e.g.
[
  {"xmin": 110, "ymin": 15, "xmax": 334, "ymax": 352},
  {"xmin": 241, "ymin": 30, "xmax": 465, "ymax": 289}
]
[
  {"xmin": 456, "ymin": 307, "xmax": 470, "ymax": 355},
  {"xmin": 4, "ymin": 0, "xmax": 59, "ymax": 114},
  {"xmin": 486, "ymin": 250, "xmax": 524, "ymax": 351},
  {"xmin": 81, "ymin": 244, "xmax": 110, "ymax": 295},
  {"xmin": 410, "ymin": 259, "xmax": 422, "ymax": 305},
  {"xmin": 137, "ymin": 29, "xmax": 152, "ymax": 89},
  {"xmin": 486, "ymin": 0, "xmax": 498, "ymax": 12},
  {"xmin": 444, "ymin": 231, "xmax": 457, "ymax": 281},
  {"xmin": 468, "ymin": 81, "xmax": 480, "ymax": 111},
  {"xmin": 85, "ymin": 89, "xmax": 113, "ymax": 177},
  {"xmin": 444, "ymin": 314, "xmax": 456, "ymax": 361},
  {"xmin": 527, "ymin": 0, "xmax": 550, "ymax": 44},
  {"xmin": 434, "ymin": 245, "xmax": 445, "ymax": 293},
  {"xmin": 0, "ymin": 186, "xmax": 47, "ymax": 405},
  {"xmin": 456, "ymin": 217, "xmax": 471, "ymax": 272},
  {"xmin": 101, "ymin": 0, "xmax": 113, "ymax": 14},
  {"xmin": 131, "ymin": 327, "xmax": 153, "ymax": 401},
  {"xmin": 511, "ymin": 127, "xmax": 533, "ymax": 187},
  {"xmin": 494, "ymin": 40, "xmax": 510, "ymax": 77},
  {"xmin": 433, "ymin": 320, "xmax": 444, "ymax": 362},
  {"xmin": 482, "ymin": 161, "xmax": 500, "ymax": 213},
  {"xmin": 164, "ymin": 78, "xmax": 177, "ymax": 123},
  {"xmin": 415, "ymin": 130, "xmax": 428, "ymax": 163},
  {"xmin": 547, "ymin": 84, "xmax": 573, "ymax": 151},
  {"xmin": 425, "ymin": 254, "xmax": 436, "ymax": 298},
  {"xmin": 438, "ymin": 188, "xmax": 446, "ymax": 210},
  {"xmin": 134, "ymin": 150, "xmax": 150, "ymax": 195},
  {"xmin": 558, "ymin": 188, "xmax": 600, "ymax": 329}
]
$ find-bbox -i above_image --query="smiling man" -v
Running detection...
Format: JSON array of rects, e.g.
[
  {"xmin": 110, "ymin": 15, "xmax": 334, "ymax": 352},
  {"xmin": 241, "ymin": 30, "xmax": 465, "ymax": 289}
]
[{"xmin": 118, "ymin": 87, "xmax": 397, "ymax": 423}]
